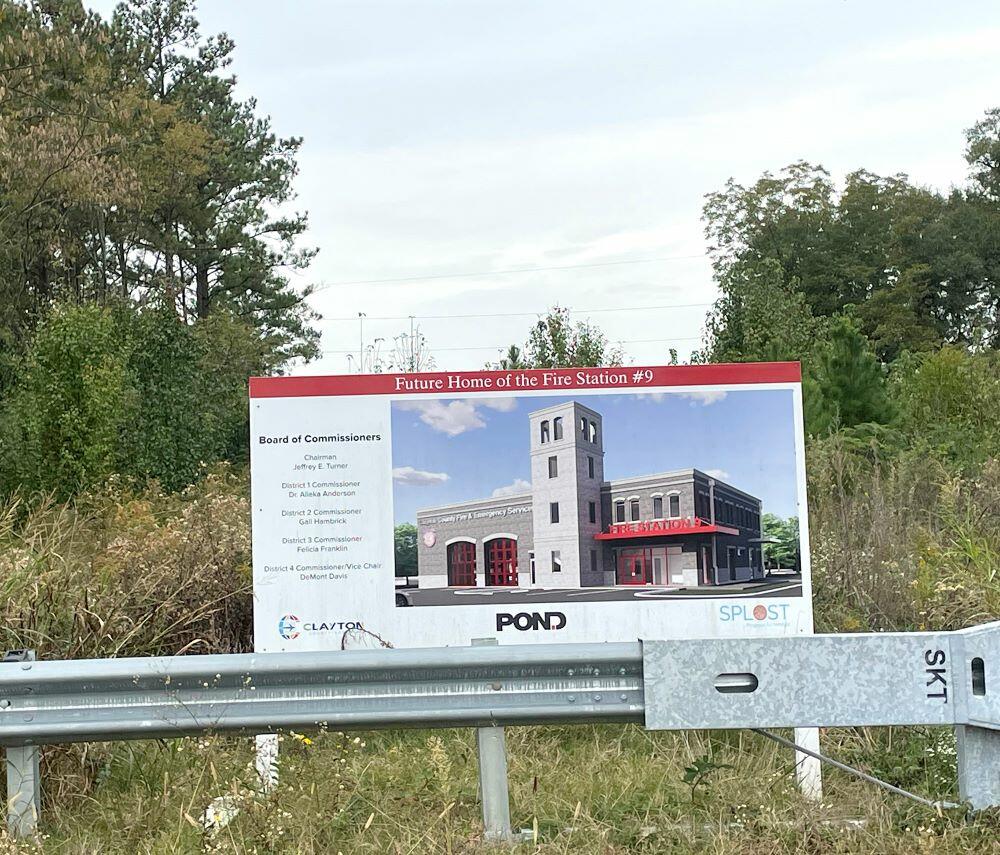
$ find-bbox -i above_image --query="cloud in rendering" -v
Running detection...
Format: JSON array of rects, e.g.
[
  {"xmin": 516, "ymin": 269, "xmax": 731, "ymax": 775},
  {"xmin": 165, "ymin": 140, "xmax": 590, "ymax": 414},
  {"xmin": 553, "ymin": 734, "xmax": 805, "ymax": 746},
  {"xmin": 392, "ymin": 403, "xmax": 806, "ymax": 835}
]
[{"xmin": 392, "ymin": 466, "xmax": 450, "ymax": 485}]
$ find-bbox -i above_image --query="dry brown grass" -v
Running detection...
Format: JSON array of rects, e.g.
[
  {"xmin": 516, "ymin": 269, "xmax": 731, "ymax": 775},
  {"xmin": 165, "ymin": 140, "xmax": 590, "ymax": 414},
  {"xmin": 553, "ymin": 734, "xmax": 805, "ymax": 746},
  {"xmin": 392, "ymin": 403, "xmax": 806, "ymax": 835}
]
[
  {"xmin": 0, "ymin": 466, "xmax": 253, "ymax": 661},
  {"xmin": 2, "ymin": 461, "xmax": 1000, "ymax": 852}
]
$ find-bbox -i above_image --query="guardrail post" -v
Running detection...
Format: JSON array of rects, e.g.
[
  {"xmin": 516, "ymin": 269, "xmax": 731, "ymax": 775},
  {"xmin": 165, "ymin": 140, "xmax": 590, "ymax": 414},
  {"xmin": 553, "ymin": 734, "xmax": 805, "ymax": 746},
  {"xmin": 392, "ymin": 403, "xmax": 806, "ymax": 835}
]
[
  {"xmin": 472, "ymin": 638, "xmax": 514, "ymax": 843},
  {"xmin": 956, "ymin": 725, "xmax": 1000, "ymax": 811},
  {"xmin": 3, "ymin": 650, "xmax": 40, "ymax": 839}
]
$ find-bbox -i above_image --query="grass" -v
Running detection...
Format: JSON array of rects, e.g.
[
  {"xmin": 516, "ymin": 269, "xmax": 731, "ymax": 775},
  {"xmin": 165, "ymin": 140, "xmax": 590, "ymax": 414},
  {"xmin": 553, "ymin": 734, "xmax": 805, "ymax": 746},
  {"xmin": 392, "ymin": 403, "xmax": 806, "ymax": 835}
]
[
  {"xmin": 4, "ymin": 725, "xmax": 999, "ymax": 854},
  {"xmin": 3, "ymin": 463, "xmax": 1000, "ymax": 852}
]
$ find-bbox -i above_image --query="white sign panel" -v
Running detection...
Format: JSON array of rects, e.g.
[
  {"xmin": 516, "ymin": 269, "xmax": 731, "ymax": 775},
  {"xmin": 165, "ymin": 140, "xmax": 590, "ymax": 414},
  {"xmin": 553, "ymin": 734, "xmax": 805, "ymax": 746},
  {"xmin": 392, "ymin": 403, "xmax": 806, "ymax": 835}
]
[{"xmin": 250, "ymin": 364, "xmax": 813, "ymax": 652}]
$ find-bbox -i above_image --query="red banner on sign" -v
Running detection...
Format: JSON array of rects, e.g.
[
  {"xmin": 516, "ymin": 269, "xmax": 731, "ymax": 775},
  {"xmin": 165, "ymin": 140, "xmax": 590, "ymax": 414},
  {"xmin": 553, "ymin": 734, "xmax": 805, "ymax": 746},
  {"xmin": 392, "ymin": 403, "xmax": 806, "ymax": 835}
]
[
  {"xmin": 595, "ymin": 517, "xmax": 740, "ymax": 540},
  {"xmin": 249, "ymin": 363, "xmax": 801, "ymax": 399}
]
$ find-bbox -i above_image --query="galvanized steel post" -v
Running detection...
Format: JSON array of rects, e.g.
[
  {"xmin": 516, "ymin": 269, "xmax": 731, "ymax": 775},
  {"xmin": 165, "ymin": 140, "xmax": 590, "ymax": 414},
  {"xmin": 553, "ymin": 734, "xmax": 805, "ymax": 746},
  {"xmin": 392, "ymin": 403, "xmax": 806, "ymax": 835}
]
[
  {"xmin": 472, "ymin": 638, "xmax": 514, "ymax": 843},
  {"xmin": 3, "ymin": 651, "xmax": 39, "ymax": 839},
  {"xmin": 956, "ymin": 725, "xmax": 1000, "ymax": 811}
]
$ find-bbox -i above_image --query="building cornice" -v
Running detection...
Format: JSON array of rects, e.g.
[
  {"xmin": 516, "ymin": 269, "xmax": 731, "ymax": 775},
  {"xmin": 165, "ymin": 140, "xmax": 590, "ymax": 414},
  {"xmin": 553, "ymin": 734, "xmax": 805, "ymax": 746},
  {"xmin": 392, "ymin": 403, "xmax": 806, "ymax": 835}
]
[{"xmin": 416, "ymin": 492, "xmax": 532, "ymax": 516}]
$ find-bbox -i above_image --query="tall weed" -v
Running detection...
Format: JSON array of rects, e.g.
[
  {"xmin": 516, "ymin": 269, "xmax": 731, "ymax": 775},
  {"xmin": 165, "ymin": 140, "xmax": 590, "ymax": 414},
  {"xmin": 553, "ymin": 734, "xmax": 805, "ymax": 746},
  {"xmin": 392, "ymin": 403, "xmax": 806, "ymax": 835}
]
[{"xmin": 0, "ymin": 465, "xmax": 252, "ymax": 660}]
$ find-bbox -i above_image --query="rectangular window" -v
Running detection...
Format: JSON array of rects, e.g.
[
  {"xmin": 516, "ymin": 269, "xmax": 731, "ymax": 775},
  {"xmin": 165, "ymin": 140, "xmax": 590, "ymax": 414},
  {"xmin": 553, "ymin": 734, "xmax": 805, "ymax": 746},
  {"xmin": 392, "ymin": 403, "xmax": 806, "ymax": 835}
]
[
  {"xmin": 548, "ymin": 455, "xmax": 558, "ymax": 478},
  {"xmin": 552, "ymin": 550, "xmax": 561, "ymax": 572},
  {"xmin": 669, "ymin": 494, "xmax": 680, "ymax": 518},
  {"xmin": 615, "ymin": 501, "xmax": 625, "ymax": 523},
  {"xmin": 550, "ymin": 502, "xmax": 560, "ymax": 524},
  {"xmin": 652, "ymin": 496, "xmax": 663, "ymax": 519},
  {"xmin": 588, "ymin": 501, "xmax": 596, "ymax": 524},
  {"xmin": 588, "ymin": 455, "xmax": 595, "ymax": 478},
  {"xmin": 590, "ymin": 549, "xmax": 598, "ymax": 574},
  {"xmin": 630, "ymin": 499, "xmax": 640, "ymax": 521}
]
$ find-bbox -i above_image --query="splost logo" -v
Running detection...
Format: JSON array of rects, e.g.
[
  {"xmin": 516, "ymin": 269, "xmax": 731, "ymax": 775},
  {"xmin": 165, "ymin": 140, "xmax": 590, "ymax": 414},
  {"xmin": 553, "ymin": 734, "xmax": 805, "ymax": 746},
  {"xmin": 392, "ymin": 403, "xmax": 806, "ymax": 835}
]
[
  {"xmin": 718, "ymin": 603, "xmax": 790, "ymax": 623},
  {"xmin": 496, "ymin": 611, "xmax": 567, "ymax": 631}
]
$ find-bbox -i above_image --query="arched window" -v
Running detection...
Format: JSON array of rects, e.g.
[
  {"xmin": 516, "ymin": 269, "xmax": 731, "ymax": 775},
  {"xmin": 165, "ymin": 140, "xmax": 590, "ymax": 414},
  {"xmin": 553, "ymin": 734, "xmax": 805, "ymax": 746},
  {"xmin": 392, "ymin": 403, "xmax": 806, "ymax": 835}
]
[
  {"xmin": 614, "ymin": 499, "xmax": 626, "ymax": 523},
  {"xmin": 484, "ymin": 537, "xmax": 518, "ymax": 586},
  {"xmin": 589, "ymin": 421, "xmax": 598, "ymax": 443},
  {"xmin": 629, "ymin": 498, "xmax": 640, "ymax": 521},
  {"xmin": 446, "ymin": 541, "xmax": 477, "ymax": 587},
  {"xmin": 553, "ymin": 416, "xmax": 563, "ymax": 440},
  {"xmin": 540, "ymin": 420, "xmax": 549, "ymax": 444},
  {"xmin": 580, "ymin": 416, "xmax": 588, "ymax": 437}
]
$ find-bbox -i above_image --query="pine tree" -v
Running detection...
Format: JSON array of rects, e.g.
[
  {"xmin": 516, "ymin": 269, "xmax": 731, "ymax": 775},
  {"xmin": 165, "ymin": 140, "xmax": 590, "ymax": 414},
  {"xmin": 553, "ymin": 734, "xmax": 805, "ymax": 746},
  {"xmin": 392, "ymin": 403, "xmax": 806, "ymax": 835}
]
[{"xmin": 807, "ymin": 316, "xmax": 893, "ymax": 435}]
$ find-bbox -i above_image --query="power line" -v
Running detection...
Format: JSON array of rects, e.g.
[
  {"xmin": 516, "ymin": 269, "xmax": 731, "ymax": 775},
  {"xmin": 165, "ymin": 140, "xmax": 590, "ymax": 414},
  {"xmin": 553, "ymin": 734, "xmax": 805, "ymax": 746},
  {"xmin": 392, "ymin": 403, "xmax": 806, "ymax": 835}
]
[
  {"xmin": 317, "ymin": 301, "xmax": 712, "ymax": 323},
  {"xmin": 320, "ymin": 335, "xmax": 702, "ymax": 356},
  {"xmin": 314, "ymin": 253, "xmax": 706, "ymax": 290}
]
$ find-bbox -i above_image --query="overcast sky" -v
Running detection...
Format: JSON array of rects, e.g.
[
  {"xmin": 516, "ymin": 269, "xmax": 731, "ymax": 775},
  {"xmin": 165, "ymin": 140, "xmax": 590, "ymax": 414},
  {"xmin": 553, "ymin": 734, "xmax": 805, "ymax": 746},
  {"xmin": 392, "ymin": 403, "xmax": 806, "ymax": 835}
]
[{"xmin": 89, "ymin": 1, "xmax": 1000, "ymax": 371}]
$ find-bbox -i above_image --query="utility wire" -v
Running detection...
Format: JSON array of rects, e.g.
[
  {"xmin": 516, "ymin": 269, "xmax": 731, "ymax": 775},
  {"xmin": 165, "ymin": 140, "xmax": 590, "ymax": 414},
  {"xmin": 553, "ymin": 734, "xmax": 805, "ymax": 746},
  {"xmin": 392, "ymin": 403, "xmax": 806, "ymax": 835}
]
[
  {"xmin": 321, "ymin": 335, "xmax": 702, "ymax": 356},
  {"xmin": 314, "ymin": 253, "xmax": 706, "ymax": 290},
  {"xmin": 318, "ymin": 301, "xmax": 712, "ymax": 323},
  {"xmin": 752, "ymin": 729, "xmax": 962, "ymax": 812}
]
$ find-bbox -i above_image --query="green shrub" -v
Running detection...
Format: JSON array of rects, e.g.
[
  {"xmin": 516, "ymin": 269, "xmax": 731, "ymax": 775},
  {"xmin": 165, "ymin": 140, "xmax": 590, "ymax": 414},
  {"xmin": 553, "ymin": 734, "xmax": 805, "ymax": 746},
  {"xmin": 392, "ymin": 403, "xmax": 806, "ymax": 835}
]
[
  {"xmin": 892, "ymin": 347, "xmax": 1000, "ymax": 472},
  {"xmin": 0, "ymin": 302, "xmax": 265, "ymax": 500}
]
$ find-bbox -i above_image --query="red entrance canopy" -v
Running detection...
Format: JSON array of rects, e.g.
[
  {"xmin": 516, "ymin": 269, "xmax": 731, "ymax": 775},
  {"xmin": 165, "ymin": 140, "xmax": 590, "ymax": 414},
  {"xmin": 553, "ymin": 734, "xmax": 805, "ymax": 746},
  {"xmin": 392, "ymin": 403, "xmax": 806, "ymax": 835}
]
[{"xmin": 594, "ymin": 517, "xmax": 739, "ymax": 540}]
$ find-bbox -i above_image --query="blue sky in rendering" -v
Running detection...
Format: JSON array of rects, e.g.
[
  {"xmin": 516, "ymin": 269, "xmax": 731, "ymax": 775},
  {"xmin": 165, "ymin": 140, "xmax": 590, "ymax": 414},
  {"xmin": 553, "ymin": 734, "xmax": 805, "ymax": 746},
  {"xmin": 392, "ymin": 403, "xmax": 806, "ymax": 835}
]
[{"xmin": 391, "ymin": 389, "xmax": 799, "ymax": 525}]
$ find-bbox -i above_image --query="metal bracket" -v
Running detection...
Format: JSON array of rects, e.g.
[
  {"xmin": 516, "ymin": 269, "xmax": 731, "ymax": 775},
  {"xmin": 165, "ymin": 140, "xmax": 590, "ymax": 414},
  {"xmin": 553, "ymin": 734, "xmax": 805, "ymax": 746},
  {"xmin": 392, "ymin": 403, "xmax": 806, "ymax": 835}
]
[{"xmin": 642, "ymin": 622, "xmax": 999, "ymax": 810}]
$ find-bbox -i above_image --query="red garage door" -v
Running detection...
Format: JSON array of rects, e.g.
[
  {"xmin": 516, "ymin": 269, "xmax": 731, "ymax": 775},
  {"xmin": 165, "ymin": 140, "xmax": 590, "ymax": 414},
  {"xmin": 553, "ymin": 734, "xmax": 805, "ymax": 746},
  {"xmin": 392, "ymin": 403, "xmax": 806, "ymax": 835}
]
[
  {"xmin": 485, "ymin": 538, "xmax": 518, "ymax": 586},
  {"xmin": 447, "ymin": 541, "xmax": 477, "ymax": 587}
]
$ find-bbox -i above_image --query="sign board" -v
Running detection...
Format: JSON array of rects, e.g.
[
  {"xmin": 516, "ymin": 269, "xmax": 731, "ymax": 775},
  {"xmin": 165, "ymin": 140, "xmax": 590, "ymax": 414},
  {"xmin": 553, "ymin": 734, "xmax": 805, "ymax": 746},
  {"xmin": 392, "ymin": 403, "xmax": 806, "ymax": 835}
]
[{"xmin": 249, "ymin": 363, "xmax": 813, "ymax": 651}]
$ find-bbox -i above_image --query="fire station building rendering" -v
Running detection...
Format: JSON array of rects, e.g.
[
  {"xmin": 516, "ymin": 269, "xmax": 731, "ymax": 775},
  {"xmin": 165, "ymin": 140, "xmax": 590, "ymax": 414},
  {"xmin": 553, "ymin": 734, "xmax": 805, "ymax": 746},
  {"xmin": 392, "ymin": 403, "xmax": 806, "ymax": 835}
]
[{"xmin": 414, "ymin": 400, "xmax": 768, "ymax": 590}]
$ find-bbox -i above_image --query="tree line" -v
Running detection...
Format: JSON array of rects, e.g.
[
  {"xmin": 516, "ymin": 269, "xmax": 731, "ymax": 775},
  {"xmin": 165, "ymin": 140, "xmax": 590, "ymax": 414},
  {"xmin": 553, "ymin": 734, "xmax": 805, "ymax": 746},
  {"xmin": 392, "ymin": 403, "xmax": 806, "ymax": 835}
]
[
  {"xmin": 4, "ymin": 0, "xmax": 1000, "ymax": 504},
  {"xmin": 695, "ymin": 112, "xmax": 1000, "ymax": 461},
  {"xmin": 0, "ymin": 0, "xmax": 318, "ymax": 497}
]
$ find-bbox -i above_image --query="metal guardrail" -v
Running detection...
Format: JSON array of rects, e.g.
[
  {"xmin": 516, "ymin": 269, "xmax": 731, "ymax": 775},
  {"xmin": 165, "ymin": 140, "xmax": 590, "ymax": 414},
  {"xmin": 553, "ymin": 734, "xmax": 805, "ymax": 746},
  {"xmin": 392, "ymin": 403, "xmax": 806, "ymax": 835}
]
[
  {"xmin": 0, "ymin": 642, "xmax": 643, "ymax": 745},
  {"xmin": 2, "ymin": 623, "xmax": 998, "ymax": 840}
]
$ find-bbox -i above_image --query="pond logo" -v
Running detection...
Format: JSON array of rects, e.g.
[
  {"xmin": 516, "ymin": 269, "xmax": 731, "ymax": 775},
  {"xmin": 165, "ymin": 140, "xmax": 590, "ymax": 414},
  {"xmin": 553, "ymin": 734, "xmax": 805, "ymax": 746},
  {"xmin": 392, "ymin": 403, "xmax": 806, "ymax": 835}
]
[
  {"xmin": 278, "ymin": 614, "xmax": 301, "ymax": 640},
  {"xmin": 496, "ymin": 611, "xmax": 567, "ymax": 631}
]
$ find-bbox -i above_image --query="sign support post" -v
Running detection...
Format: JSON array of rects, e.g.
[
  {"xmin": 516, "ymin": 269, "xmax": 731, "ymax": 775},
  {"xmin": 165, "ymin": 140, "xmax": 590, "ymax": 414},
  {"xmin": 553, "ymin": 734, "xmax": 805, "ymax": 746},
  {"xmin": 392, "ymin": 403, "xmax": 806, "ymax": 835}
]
[
  {"xmin": 473, "ymin": 638, "xmax": 514, "ymax": 843},
  {"xmin": 793, "ymin": 727, "xmax": 823, "ymax": 800}
]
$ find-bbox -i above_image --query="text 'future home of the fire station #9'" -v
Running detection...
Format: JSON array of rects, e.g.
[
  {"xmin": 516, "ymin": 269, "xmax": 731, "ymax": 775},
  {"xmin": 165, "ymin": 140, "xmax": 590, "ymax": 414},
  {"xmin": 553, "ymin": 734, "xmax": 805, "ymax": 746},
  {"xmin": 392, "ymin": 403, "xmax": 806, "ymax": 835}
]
[{"xmin": 249, "ymin": 364, "xmax": 813, "ymax": 651}]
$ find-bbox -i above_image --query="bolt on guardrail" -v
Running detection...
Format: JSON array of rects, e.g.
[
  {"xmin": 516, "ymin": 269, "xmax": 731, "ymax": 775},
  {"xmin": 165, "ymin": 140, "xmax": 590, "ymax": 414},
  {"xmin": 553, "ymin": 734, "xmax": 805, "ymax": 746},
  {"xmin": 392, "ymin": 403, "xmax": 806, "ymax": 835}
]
[{"xmin": 2, "ymin": 623, "xmax": 998, "ymax": 839}]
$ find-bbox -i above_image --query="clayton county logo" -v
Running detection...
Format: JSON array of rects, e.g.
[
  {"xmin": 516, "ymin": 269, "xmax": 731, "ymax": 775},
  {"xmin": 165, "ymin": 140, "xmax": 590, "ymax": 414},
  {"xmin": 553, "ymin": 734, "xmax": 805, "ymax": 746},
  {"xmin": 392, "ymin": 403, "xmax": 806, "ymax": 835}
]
[
  {"xmin": 422, "ymin": 529, "xmax": 437, "ymax": 547},
  {"xmin": 278, "ymin": 614, "xmax": 301, "ymax": 640}
]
